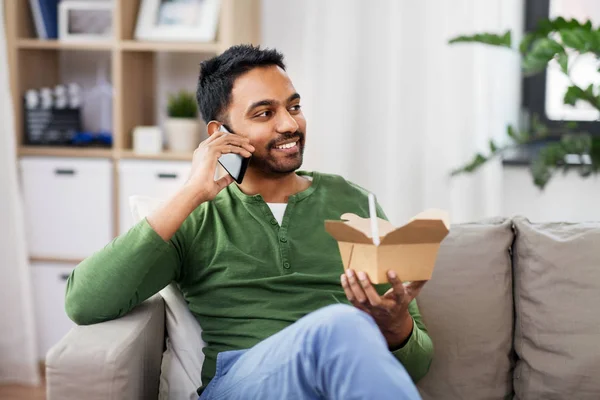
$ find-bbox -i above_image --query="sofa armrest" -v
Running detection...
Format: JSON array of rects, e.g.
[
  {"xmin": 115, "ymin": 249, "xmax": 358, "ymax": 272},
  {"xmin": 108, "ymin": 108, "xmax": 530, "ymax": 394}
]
[{"xmin": 46, "ymin": 294, "xmax": 165, "ymax": 400}]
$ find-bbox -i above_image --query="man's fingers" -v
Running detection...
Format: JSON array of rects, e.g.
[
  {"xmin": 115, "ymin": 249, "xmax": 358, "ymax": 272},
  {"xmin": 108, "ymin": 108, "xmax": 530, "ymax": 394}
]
[
  {"xmin": 214, "ymin": 174, "xmax": 234, "ymax": 191},
  {"xmin": 340, "ymin": 273, "xmax": 368, "ymax": 310},
  {"xmin": 205, "ymin": 129, "xmax": 228, "ymax": 143},
  {"xmin": 217, "ymin": 144, "xmax": 252, "ymax": 158},
  {"xmin": 340, "ymin": 274, "xmax": 356, "ymax": 302},
  {"xmin": 212, "ymin": 133, "xmax": 254, "ymax": 151},
  {"xmin": 357, "ymin": 271, "xmax": 382, "ymax": 307},
  {"xmin": 405, "ymin": 280, "xmax": 427, "ymax": 299},
  {"xmin": 345, "ymin": 269, "xmax": 369, "ymax": 306},
  {"xmin": 386, "ymin": 270, "xmax": 407, "ymax": 304}
]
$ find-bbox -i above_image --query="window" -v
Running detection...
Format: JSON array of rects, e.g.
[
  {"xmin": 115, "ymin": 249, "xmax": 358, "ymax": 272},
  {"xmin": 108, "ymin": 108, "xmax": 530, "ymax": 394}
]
[{"xmin": 522, "ymin": 0, "xmax": 600, "ymax": 134}]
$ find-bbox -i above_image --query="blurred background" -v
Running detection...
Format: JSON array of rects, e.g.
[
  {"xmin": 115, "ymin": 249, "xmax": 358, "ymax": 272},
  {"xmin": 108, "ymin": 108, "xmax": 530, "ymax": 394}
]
[{"xmin": 1, "ymin": 0, "xmax": 599, "ymax": 397}]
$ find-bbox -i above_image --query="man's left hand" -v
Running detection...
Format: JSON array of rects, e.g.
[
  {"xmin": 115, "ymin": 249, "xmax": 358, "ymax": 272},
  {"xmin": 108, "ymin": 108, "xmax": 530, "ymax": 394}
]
[{"xmin": 340, "ymin": 269, "xmax": 426, "ymax": 350}]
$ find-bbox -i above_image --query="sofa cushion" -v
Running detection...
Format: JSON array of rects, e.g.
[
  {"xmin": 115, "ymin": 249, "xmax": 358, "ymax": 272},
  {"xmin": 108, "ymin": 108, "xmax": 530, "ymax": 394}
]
[
  {"xmin": 512, "ymin": 216, "xmax": 600, "ymax": 399},
  {"xmin": 416, "ymin": 218, "xmax": 515, "ymax": 399}
]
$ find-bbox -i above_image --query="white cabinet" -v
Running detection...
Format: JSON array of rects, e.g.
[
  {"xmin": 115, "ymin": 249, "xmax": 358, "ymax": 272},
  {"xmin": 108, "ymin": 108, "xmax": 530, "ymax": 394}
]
[
  {"xmin": 31, "ymin": 262, "xmax": 76, "ymax": 360},
  {"xmin": 19, "ymin": 157, "xmax": 113, "ymax": 259},
  {"xmin": 118, "ymin": 159, "xmax": 191, "ymax": 234}
]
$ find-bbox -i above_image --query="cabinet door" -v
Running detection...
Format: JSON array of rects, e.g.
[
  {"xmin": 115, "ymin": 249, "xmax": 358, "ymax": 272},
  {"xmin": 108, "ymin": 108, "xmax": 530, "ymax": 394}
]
[
  {"xmin": 20, "ymin": 157, "xmax": 113, "ymax": 259},
  {"xmin": 31, "ymin": 262, "xmax": 76, "ymax": 360},
  {"xmin": 118, "ymin": 160, "xmax": 191, "ymax": 234}
]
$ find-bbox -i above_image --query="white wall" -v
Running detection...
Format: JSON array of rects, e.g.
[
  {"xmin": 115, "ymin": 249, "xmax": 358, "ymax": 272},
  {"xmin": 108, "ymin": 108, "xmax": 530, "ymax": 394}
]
[{"xmin": 502, "ymin": 166, "xmax": 600, "ymax": 222}]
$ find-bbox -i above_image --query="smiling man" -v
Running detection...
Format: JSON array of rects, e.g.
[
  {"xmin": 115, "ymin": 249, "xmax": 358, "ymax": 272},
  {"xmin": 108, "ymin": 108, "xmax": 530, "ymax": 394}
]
[{"xmin": 65, "ymin": 45, "xmax": 432, "ymax": 400}]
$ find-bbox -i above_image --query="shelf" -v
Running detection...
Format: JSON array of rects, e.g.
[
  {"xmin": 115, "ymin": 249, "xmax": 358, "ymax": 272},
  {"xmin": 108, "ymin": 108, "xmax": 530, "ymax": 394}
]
[
  {"xmin": 30, "ymin": 256, "xmax": 84, "ymax": 264},
  {"xmin": 118, "ymin": 150, "xmax": 193, "ymax": 161},
  {"xmin": 16, "ymin": 39, "xmax": 220, "ymax": 53},
  {"xmin": 17, "ymin": 39, "xmax": 114, "ymax": 51},
  {"xmin": 17, "ymin": 147, "xmax": 194, "ymax": 160},
  {"xmin": 18, "ymin": 146, "xmax": 114, "ymax": 158},
  {"xmin": 120, "ymin": 40, "xmax": 221, "ymax": 53}
]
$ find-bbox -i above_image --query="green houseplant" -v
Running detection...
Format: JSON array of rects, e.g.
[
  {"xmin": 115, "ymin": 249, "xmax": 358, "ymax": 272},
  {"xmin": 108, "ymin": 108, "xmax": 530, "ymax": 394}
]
[
  {"xmin": 164, "ymin": 90, "xmax": 201, "ymax": 152},
  {"xmin": 448, "ymin": 17, "xmax": 600, "ymax": 189}
]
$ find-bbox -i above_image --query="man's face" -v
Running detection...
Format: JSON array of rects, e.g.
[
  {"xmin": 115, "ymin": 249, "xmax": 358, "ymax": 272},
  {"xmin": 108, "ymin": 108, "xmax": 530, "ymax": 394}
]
[{"xmin": 226, "ymin": 65, "xmax": 306, "ymax": 175}]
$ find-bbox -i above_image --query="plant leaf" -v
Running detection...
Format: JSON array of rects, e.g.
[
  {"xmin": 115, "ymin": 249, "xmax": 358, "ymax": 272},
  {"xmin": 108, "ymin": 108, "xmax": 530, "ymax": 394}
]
[
  {"xmin": 556, "ymin": 51, "xmax": 569, "ymax": 74},
  {"xmin": 562, "ymin": 133, "xmax": 592, "ymax": 154},
  {"xmin": 530, "ymin": 113, "xmax": 549, "ymax": 138},
  {"xmin": 564, "ymin": 85, "xmax": 586, "ymax": 106},
  {"xmin": 448, "ymin": 30, "xmax": 511, "ymax": 48},
  {"xmin": 530, "ymin": 155, "xmax": 553, "ymax": 190},
  {"xmin": 520, "ymin": 32, "xmax": 536, "ymax": 54},
  {"xmin": 167, "ymin": 90, "xmax": 198, "ymax": 118},
  {"xmin": 506, "ymin": 125, "xmax": 518, "ymax": 142},
  {"xmin": 585, "ymin": 84, "xmax": 600, "ymax": 110},
  {"xmin": 563, "ymin": 84, "xmax": 600, "ymax": 110},
  {"xmin": 565, "ymin": 121, "xmax": 579, "ymax": 130},
  {"xmin": 522, "ymin": 38, "xmax": 565, "ymax": 75},
  {"xmin": 560, "ymin": 29, "xmax": 588, "ymax": 51},
  {"xmin": 450, "ymin": 154, "xmax": 488, "ymax": 176},
  {"xmin": 590, "ymin": 137, "xmax": 600, "ymax": 174}
]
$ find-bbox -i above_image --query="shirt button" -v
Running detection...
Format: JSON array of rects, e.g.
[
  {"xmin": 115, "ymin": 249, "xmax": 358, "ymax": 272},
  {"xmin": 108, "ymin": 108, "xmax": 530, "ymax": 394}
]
[
  {"xmin": 280, "ymin": 237, "xmax": 288, "ymax": 243},
  {"xmin": 270, "ymin": 218, "xmax": 278, "ymax": 225},
  {"xmin": 283, "ymin": 262, "xmax": 290, "ymax": 269}
]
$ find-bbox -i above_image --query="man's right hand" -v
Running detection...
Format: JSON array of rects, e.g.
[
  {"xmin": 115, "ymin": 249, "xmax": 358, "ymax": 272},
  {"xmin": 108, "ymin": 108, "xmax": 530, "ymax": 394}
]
[
  {"xmin": 147, "ymin": 130, "xmax": 254, "ymax": 241},
  {"xmin": 185, "ymin": 130, "xmax": 254, "ymax": 204}
]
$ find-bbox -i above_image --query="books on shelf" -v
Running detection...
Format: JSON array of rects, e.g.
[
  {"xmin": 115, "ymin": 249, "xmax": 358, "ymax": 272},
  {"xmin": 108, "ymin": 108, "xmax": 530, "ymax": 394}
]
[{"xmin": 29, "ymin": 0, "xmax": 59, "ymax": 39}]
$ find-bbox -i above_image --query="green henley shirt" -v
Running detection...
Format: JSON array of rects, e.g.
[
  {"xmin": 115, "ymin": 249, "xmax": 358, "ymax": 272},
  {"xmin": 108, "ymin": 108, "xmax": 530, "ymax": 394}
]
[{"xmin": 65, "ymin": 170, "xmax": 433, "ymax": 393}]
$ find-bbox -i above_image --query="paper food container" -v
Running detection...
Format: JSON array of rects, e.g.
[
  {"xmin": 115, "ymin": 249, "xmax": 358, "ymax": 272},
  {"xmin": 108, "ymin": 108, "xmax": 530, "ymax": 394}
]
[{"xmin": 325, "ymin": 209, "xmax": 450, "ymax": 283}]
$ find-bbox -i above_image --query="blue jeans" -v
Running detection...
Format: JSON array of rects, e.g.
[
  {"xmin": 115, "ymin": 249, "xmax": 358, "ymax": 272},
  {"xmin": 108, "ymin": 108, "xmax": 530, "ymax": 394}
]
[{"xmin": 199, "ymin": 304, "xmax": 421, "ymax": 399}]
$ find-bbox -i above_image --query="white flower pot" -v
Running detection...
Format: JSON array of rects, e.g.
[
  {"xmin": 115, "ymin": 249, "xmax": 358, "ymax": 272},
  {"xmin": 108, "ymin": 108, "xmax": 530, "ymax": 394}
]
[{"xmin": 164, "ymin": 118, "xmax": 201, "ymax": 152}]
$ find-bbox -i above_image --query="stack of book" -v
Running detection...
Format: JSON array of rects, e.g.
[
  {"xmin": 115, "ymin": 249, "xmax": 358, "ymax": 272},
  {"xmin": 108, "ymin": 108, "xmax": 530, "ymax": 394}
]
[{"xmin": 29, "ymin": 0, "xmax": 59, "ymax": 39}]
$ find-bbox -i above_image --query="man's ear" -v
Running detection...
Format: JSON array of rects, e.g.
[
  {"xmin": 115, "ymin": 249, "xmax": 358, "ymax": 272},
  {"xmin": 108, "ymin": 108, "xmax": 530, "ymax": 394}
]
[{"xmin": 206, "ymin": 120, "xmax": 221, "ymax": 137}]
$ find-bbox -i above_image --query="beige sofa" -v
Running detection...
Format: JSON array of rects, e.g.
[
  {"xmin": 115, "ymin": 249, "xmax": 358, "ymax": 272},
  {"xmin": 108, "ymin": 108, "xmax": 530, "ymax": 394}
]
[{"xmin": 45, "ymin": 216, "xmax": 600, "ymax": 399}]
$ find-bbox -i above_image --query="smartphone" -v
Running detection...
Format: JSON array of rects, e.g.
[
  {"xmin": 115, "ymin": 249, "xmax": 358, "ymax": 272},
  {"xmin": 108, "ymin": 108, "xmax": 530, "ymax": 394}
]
[{"xmin": 217, "ymin": 124, "xmax": 250, "ymax": 184}]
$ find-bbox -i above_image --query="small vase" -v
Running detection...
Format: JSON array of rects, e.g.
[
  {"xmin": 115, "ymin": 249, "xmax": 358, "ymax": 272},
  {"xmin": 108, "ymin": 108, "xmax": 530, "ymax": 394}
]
[{"xmin": 164, "ymin": 118, "xmax": 201, "ymax": 152}]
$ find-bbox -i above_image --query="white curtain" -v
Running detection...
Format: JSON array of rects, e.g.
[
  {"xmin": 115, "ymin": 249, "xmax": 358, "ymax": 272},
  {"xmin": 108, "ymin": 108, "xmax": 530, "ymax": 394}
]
[
  {"xmin": 0, "ymin": 0, "xmax": 41, "ymax": 386},
  {"xmin": 262, "ymin": 0, "xmax": 523, "ymax": 225}
]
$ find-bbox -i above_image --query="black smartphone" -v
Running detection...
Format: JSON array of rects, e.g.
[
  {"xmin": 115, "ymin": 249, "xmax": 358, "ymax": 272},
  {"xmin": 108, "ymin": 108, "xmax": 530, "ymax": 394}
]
[{"xmin": 217, "ymin": 124, "xmax": 251, "ymax": 184}]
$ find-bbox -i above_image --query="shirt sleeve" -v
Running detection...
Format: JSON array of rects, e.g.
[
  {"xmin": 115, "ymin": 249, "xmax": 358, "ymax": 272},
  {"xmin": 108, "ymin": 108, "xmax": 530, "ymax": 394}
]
[
  {"xmin": 391, "ymin": 299, "xmax": 434, "ymax": 382},
  {"xmin": 64, "ymin": 217, "xmax": 190, "ymax": 325},
  {"xmin": 374, "ymin": 202, "xmax": 434, "ymax": 382}
]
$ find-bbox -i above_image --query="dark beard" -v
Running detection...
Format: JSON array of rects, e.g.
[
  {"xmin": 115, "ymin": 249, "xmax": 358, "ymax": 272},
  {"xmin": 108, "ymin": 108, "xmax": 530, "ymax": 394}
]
[{"xmin": 251, "ymin": 131, "xmax": 305, "ymax": 175}]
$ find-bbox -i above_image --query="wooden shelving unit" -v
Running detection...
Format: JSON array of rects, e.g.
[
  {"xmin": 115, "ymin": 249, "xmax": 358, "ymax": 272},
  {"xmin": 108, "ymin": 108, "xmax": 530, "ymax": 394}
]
[
  {"xmin": 3, "ymin": 1, "xmax": 264, "ymax": 364},
  {"xmin": 5, "ymin": 0, "xmax": 261, "ymax": 249},
  {"xmin": 4, "ymin": 0, "xmax": 261, "ymax": 161}
]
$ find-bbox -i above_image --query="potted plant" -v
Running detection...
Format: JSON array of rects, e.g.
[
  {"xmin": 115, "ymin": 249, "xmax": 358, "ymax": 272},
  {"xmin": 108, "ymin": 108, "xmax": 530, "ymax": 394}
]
[
  {"xmin": 448, "ymin": 17, "xmax": 600, "ymax": 189},
  {"xmin": 164, "ymin": 90, "xmax": 201, "ymax": 152}
]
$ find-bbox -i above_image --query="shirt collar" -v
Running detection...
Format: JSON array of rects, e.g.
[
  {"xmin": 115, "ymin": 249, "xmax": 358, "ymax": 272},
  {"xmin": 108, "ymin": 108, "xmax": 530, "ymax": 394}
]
[{"xmin": 228, "ymin": 170, "xmax": 320, "ymax": 204}]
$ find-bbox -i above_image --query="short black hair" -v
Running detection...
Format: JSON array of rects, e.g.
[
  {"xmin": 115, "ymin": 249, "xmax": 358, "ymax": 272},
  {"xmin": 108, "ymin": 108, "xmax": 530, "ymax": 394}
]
[{"xmin": 196, "ymin": 44, "xmax": 286, "ymax": 123}]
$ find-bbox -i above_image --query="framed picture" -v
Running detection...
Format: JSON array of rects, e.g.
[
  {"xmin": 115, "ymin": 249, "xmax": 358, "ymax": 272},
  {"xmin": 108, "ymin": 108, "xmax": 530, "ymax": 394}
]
[
  {"xmin": 134, "ymin": 0, "xmax": 221, "ymax": 42},
  {"xmin": 58, "ymin": 1, "xmax": 113, "ymax": 42}
]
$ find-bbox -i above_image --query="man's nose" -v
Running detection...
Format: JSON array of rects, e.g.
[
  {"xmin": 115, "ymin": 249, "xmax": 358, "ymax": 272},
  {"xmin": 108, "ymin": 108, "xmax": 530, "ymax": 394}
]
[{"xmin": 276, "ymin": 109, "xmax": 299, "ymax": 133}]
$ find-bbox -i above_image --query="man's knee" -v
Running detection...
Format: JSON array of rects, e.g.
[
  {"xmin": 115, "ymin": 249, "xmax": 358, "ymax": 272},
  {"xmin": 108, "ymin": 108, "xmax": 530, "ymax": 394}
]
[{"xmin": 305, "ymin": 304, "xmax": 379, "ymax": 339}]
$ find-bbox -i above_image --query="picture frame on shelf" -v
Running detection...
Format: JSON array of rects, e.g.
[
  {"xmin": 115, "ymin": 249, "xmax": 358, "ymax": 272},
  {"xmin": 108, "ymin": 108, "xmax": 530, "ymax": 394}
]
[
  {"xmin": 134, "ymin": 0, "xmax": 221, "ymax": 42},
  {"xmin": 58, "ymin": 0, "xmax": 113, "ymax": 42}
]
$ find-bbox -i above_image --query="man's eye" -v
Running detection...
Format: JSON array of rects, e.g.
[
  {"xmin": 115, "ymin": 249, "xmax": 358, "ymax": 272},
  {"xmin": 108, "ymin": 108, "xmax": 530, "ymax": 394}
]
[
  {"xmin": 255, "ymin": 110, "xmax": 272, "ymax": 118},
  {"xmin": 290, "ymin": 104, "xmax": 302, "ymax": 112}
]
